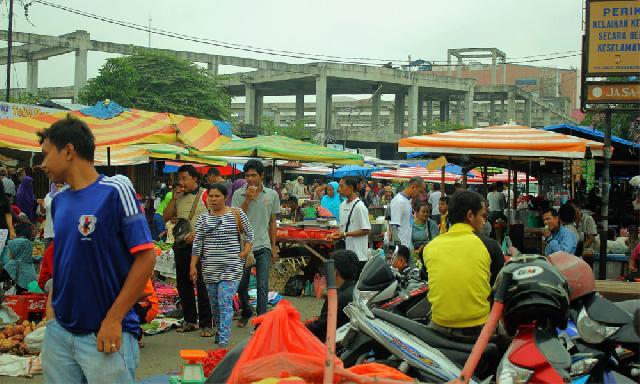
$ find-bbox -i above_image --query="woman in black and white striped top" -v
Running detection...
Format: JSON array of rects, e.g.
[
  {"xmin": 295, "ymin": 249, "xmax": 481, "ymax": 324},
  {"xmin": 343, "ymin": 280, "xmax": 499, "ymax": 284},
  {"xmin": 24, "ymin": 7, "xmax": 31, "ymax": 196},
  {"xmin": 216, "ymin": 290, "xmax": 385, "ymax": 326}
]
[{"xmin": 190, "ymin": 183, "xmax": 253, "ymax": 347}]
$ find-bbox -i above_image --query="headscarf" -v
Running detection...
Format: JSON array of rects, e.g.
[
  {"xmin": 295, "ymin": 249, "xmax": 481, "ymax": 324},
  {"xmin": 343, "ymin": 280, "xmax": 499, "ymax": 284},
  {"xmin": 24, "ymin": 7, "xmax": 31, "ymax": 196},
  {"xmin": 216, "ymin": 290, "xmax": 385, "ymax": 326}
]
[
  {"xmin": 320, "ymin": 181, "xmax": 342, "ymax": 219},
  {"xmin": 227, "ymin": 179, "xmax": 247, "ymax": 206},
  {"xmin": 3, "ymin": 238, "xmax": 36, "ymax": 289},
  {"xmin": 16, "ymin": 176, "xmax": 35, "ymax": 221}
]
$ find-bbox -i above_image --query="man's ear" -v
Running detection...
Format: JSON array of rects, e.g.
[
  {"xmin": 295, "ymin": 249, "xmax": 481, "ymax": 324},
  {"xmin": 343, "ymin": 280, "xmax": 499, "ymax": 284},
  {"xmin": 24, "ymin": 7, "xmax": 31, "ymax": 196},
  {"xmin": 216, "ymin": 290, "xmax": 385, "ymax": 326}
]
[{"xmin": 64, "ymin": 143, "xmax": 75, "ymax": 161}]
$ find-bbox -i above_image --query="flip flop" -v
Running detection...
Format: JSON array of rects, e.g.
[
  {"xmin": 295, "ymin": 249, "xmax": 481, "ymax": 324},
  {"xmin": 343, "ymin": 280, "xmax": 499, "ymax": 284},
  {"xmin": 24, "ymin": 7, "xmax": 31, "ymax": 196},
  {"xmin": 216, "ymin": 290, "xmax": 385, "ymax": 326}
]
[
  {"xmin": 200, "ymin": 327, "xmax": 214, "ymax": 338},
  {"xmin": 176, "ymin": 323, "xmax": 199, "ymax": 333}
]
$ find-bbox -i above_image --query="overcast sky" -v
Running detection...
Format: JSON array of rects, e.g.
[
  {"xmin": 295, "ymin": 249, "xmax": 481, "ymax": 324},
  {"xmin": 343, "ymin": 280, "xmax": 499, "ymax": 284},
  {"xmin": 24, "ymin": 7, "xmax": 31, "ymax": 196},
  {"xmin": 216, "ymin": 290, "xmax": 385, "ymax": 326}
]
[{"xmin": 0, "ymin": 0, "xmax": 585, "ymax": 94}]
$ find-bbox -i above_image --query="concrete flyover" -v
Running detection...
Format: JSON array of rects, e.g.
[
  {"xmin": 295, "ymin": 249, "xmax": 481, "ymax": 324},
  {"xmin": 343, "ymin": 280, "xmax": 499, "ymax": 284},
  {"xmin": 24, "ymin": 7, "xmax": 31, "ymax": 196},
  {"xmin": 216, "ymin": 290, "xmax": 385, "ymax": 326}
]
[{"xmin": 0, "ymin": 29, "xmax": 574, "ymax": 144}]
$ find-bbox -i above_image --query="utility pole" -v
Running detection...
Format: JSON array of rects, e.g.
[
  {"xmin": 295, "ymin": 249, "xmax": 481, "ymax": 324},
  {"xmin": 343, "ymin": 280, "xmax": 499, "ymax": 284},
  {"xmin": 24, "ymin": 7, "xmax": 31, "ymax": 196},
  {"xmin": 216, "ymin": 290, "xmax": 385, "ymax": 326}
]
[
  {"xmin": 148, "ymin": 15, "xmax": 152, "ymax": 48},
  {"xmin": 5, "ymin": 0, "xmax": 14, "ymax": 102},
  {"xmin": 598, "ymin": 110, "xmax": 612, "ymax": 280}
]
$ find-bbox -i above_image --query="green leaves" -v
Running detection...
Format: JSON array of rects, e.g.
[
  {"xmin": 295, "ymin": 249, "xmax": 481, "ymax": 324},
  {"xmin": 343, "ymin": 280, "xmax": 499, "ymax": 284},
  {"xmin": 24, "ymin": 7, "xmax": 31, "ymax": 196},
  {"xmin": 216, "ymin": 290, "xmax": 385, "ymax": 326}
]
[{"xmin": 79, "ymin": 50, "xmax": 230, "ymax": 120}]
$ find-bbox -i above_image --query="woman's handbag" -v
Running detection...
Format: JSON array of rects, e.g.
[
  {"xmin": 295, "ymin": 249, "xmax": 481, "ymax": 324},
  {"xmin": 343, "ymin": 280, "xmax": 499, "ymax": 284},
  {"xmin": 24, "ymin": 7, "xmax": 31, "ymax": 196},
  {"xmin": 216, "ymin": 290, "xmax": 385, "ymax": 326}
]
[{"xmin": 232, "ymin": 208, "xmax": 255, "ymax": 267}]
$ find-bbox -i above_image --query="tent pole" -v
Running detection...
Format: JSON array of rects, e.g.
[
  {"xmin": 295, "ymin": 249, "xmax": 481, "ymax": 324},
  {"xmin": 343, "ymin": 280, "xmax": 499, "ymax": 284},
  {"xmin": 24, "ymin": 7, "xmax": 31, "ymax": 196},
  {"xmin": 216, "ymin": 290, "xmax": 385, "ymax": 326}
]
[
  {"xmin": 107, "ymin": 146, "xmax": 111, "ymax": 169},
  {"xmin": 440, "ymin": 165, "xmax": 445, "ymax": 194},
  {"xmin": 526, "ymin": 161, "xmax": 530, "ymax": 196},
  {"xmin": 598, "ymin": 110, "xmax": 612, "ymax": 280},
  {"xmin": 272, "ymin": 159, "xmax": 276, "ymax": 188},
  {"xmin": 462, "ymin": 167, "xmax": 468, "ymax": 189},
  {"xmin": 483, "ymin": 165, "xmax": 488, "ymax": 196},
  {"xmin": 507, "ymin": 157, "xmax": 511, "ymax": 237}
]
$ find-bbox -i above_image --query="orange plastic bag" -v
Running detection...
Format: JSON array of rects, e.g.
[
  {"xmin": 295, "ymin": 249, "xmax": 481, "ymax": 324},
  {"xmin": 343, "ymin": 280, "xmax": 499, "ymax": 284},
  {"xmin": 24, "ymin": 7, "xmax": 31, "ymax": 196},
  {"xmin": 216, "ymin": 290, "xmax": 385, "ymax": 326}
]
[
  {"xmin": 227, "ymin": 300, "xmax": 342, "ymax": 384},
  {"xmin": 313, "ymin": 273, "xmax": 326, "ymax": 299},
  {"xmin": 347, "ymin": 363, "xmax": 413, "ymax": 381}
]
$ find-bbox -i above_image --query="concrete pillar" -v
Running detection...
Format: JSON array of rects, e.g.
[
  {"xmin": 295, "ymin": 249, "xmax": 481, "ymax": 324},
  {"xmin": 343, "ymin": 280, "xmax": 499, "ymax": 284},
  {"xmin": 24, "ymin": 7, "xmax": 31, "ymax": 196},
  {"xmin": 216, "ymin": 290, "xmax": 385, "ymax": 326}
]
[
  {"xmin": 295, "ymin": 90, "xmax": 305, "ymax": 122},
  {"xmin": 489, "ymin": 98, "xmax": 496, "ymax": 125},
  {"xmin": 544, "ymin": 109, "xmax": 552, "ymax": 127},
  {"xmin": 371, "ymin": 92, "xmax": 380, "ymax": 132},
  {"xmin": 500, "ymin": 98, "xmax": 506, "ymax": 124},
  {"xmin": 454, "ymin": 98, "xmax": 461, "ymax": 125},
  {"xmin": 464, "ymin": 88, "xmax": 474, "ymax": 127},
  {"xmin": 272, "ymin": 106, "xmax": 281, "ymax": 127},
  {"xmin": 394, "ymin": 92, "xmax": 405, "ymax": 134},
  {"xmin": 244, "ymin": 84, "xmax": 256, "ymax": 125},
  {"xmin": 439, "ymin": 97, "xmax": 450, "ymax": 122},
  {"xmin": 426, "ymin": 100, "xmax": 433, "ymax": 132},
  {"xmin": 315, "ymin": 69, "xmax": 328, "ymax": 142},
  {"xmin": 207, "ymin": 57, "xmax": 219, "ymax": 76},
  {"xmin": 417, "ymin": 95, "xmax": 424, "ymax": 131},
  {"xmin": 73, "ymin": 31, "xmax": 90, "ymax": 99},
  {"xmin": 524, "ymin": 98, "xmax": 532, "ymax": 128},
  {"xmin": 407, "ymin": 83, "xmax": 419, "ymax": 135},
  {"xmin": 255, "ymin": 94, "xmax": 264, "ymax": 129},
  {"xmin": 26, "ymin": 59, "xmax": 38, "ymax": 95},
  {"xmin": 507, "ymin": 91, "xmax": 516, "ymax": 123},
  {"xmin": 491, "ymin": 51, "xmax": 497, "ymax": 86},
  {"xmin": 326, "ymin": 94, "xmax": 333, "ymax": 133}
]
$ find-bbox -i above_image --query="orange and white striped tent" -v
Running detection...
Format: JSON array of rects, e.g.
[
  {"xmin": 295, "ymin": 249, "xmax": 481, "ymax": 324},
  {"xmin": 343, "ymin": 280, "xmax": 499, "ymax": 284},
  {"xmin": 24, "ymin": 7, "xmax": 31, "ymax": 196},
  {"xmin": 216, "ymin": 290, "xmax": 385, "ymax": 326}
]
[
  {"xmin": 399, "ymin": 124, "xmax": 606, "ymax": 159},
  {"xmin": 371, "ymin": 167, "xmax": 465, "ymax": 183}
]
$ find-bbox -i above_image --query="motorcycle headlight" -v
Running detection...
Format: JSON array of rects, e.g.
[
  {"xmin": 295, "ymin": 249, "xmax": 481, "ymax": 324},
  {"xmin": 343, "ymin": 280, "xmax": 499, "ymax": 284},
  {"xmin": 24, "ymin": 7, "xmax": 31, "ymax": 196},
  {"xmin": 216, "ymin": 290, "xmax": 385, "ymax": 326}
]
[
  {"xmin": 576, "ymin": 307, "xmax": 620, "ymax": 344},
  {"xmin": 497, "ymin": 356, "xmax": 534, "ymax": 384},
  {"xmin": 570, "ymin": 356, "xmax": 598, "ymax": 378},
  {"xmin": 353, "ymin": 288, "xmax": 377, "ymax": 307}
]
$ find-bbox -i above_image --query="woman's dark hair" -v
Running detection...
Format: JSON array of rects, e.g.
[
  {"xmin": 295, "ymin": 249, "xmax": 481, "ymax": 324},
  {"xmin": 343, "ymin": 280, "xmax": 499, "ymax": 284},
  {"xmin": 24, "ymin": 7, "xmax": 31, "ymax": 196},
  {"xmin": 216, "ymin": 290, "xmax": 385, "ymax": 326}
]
[
  {"xmin": 37, "ymin": 115, "xmax": 96, "ymax": 162},
  {"xmin": 177, "ymin": 164, "xmax": 200, "ymax": 180},
  {"xmin": 331, "ymin": 250, "xmax": 359, "ymax": 280},
  {"xmin": 208, "ymin": 183, "xmax": 228, "ymax": 197},
  {"xmin": 439, "ymin": 196, "xmax": 449, "ymax": 204},
  {"xmin": 244, "ymin": 159, "xmax": 265, "ymax": 176},
  {"xmin": 558, "ymin": 203, "xmax": 576, "ymax": 224},
  {"xmin": 416, "ymin": 203, "xmax": 429, "ymax": 213},
  {"xmin": 396, "ymin": 245, "xmax": 410, "ymax": 262},
  {"xmin": 448, "ymin": 190, "xmax": 484, "ymax": 225}
]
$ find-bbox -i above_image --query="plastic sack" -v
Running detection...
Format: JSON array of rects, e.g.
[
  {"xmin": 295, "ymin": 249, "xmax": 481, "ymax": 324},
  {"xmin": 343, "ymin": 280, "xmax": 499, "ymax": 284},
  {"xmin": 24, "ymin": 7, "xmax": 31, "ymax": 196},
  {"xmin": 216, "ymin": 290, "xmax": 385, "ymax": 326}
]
[
  {"xmin": 313, "ymin": 273, "xmax": 326, "ymax": 299},
  {"xmin": 0, "ymin": 304, "xmax": 19, "ymax": 327},
  {"xmin": 284, "ymin": 276, "xmax": 306, "ymax": 297},
  {"xmin": 24, "ymin": 326, "xmax": 45, "ymax": 353},
  {"xmin": 226, "ymin": 300, "xmax": 341, "ymax": 384},
  {"xmin": 0, "ymin": 354, "xmax": 35, "ymax": 377}
]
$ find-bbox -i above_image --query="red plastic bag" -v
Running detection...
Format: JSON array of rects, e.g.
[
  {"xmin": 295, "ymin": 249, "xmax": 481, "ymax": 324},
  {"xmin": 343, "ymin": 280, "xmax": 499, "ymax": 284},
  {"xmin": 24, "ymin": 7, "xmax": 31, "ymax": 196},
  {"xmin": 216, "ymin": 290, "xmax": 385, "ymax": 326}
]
[
  {"xmin": 227, "ymin": 300, "xmax": 342, "ymax": 384},
  {"xmin": 313, "ymin": 273, "xmax": 326, "ymax": 299}
]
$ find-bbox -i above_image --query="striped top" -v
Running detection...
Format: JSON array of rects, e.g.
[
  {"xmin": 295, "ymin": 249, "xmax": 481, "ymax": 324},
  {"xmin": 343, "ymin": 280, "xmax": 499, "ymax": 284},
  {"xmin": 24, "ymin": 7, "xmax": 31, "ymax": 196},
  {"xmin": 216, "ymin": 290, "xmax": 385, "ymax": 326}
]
[{"xmin": 192, "ymin": 208, "xmax": 254, "ymax": 283}]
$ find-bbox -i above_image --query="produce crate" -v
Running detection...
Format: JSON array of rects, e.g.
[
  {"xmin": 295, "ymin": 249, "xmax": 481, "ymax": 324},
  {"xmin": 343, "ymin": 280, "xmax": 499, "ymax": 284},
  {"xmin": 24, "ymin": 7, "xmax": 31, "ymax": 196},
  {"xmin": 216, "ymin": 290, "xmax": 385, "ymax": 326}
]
[
  {"xmin": 269, "ymin": 257, "xmax": 310, "ymax": 293},
  {"xmin": 3, "ymin": 293, "xmax": 47, "ymax": 323}
]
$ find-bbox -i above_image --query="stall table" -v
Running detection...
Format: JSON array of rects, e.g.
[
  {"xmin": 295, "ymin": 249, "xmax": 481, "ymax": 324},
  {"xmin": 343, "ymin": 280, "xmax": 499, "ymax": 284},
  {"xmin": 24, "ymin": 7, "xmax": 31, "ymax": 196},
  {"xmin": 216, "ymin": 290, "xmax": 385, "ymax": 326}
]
[
  {"xmin": 277, "ymin": 236, "xmax": 338, "ymax": 262},
  {"xmin": 595, "ymin": 280, "xmax": 640, "ymax": 301}
]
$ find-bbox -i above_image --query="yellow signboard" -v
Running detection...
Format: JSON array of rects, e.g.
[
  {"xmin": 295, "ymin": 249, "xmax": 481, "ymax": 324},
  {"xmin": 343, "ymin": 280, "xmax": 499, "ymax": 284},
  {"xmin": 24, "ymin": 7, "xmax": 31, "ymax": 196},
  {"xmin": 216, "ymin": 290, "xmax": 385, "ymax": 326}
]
[
  {"xmin": 586, "ymin": 0, "xmax": 640, "ymax": 75},
  {"xmin": 586, "ymin": 83, "xmax": 640, "ymax": 102}
]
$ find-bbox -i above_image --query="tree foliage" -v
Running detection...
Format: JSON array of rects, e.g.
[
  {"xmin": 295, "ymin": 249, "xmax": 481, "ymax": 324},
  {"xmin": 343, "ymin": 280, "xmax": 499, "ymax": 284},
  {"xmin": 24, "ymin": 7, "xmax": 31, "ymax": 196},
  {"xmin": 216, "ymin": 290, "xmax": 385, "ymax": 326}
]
[
  {"xmin": 425, "ymin": 120, "xmax": 466, "ymax": 133},
  {"xmin": 582, "ymin": 106, "xmax": 639, "ymax": 143},
  {"xmin": 79, "ymin": 50, "xmax": 230, "ymax": 120},
  {"xmin": 260, "ymin": 117, "xmax": 313, "ymax": 140}
]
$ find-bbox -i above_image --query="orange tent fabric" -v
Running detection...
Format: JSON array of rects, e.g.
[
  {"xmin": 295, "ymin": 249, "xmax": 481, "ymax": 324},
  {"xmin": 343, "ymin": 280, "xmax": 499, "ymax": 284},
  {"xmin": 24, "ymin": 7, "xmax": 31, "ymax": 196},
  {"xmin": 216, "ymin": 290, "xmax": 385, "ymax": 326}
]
[{"xmin": 399, "ymin": 124, "xmax": 606, "ymax": 159}]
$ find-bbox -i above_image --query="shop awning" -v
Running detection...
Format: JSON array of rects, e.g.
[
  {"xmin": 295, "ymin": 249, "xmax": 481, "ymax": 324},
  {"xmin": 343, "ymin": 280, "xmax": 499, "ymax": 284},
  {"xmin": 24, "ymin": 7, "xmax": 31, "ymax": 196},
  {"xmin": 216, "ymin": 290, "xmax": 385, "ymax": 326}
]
[
  {"xmin": 199, "ymin": 135, "xmax": 364, "ymax": 165},
  {"xmin": 371, "ymin": 167, "xmax": 465, "ymax": 183},
  {"xmin": 399, "ymin": 124, "xmax": 606, "ymax": 159}
]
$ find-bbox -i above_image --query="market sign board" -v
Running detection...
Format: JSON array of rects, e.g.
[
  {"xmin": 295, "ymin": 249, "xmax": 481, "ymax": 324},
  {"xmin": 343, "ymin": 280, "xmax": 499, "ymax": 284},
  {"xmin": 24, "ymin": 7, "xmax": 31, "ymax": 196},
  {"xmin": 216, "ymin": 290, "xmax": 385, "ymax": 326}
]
[
  {"xmin": 586, "ymin": 82, "xmax": 640, "ymax": 103},
  {"xmin": 585, "ymin": 0, "xmax": 640, "ymax": 76}
]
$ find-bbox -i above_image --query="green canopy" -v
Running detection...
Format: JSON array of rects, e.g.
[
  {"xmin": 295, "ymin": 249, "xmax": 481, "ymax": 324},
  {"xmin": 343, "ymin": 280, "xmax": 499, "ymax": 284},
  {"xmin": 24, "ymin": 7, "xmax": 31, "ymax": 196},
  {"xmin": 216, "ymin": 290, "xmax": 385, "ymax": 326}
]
[{"xmin": 196, "ymin": 135, "xmax": 364, "ymax": 165}]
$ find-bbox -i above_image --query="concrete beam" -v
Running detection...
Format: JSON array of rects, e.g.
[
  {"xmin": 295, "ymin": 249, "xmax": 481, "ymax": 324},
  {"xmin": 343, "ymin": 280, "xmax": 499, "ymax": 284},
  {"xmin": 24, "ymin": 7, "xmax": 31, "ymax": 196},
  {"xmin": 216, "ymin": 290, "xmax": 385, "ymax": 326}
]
[{"xmin": 0, "ymin": 86, "xmax": 74, "ymax": 99}]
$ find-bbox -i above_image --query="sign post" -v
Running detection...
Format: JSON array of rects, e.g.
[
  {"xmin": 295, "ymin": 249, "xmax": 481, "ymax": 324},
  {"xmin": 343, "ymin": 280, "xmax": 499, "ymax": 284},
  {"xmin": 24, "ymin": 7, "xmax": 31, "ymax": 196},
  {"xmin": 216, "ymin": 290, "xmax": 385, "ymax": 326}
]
[{"xmin": 582, "ymin": 0, "xmax": 639, "ymax": 280}]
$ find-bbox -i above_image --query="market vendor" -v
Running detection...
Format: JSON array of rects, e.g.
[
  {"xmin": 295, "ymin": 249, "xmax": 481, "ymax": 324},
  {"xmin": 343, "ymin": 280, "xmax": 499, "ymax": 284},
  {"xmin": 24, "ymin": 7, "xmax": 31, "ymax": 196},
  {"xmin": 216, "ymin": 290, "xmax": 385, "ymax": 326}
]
[
  {"xmin": 542, "ymin": 208, "xmax": 577, "ymax": 256},
  {"xmin": 306, "ymin": 250, "xmax": 358, "ymax": 341}
]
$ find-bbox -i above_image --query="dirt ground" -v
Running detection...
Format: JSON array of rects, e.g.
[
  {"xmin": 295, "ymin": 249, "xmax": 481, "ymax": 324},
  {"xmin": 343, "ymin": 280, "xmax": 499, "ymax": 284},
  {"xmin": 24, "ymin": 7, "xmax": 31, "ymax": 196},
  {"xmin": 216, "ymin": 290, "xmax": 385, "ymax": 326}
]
[{"xmin": 1, "ymin": 296, "xmax": 324, "ymax": 384}]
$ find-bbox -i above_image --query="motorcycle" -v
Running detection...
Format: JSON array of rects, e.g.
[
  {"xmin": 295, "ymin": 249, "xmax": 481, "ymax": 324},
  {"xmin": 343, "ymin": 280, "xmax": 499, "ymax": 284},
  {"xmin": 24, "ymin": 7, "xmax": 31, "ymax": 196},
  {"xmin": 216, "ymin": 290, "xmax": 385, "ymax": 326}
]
[{"xmin": 339, "ymin": 255, "xmax": 499, "ymax": 383}]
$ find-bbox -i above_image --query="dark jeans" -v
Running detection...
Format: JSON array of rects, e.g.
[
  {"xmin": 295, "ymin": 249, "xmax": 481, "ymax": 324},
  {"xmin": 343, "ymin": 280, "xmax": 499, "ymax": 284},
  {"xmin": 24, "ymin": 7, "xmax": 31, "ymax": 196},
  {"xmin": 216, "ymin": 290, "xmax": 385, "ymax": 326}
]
[
  {"xmin": 173, "ymin": 245, "xmax": 212, "ymax": 328},
  {"xmin": 237, "ymin": 248, "xmax": 271, "ymax": 318}
]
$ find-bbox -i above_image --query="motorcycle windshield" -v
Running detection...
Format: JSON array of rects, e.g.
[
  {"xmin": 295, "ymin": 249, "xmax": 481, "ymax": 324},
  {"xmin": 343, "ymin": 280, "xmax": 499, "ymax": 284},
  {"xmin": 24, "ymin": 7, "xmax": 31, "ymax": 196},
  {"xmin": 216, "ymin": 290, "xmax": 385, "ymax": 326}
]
[{"xmin": 357, "ymin": 255, "xmax": 396, "ymax": 292}]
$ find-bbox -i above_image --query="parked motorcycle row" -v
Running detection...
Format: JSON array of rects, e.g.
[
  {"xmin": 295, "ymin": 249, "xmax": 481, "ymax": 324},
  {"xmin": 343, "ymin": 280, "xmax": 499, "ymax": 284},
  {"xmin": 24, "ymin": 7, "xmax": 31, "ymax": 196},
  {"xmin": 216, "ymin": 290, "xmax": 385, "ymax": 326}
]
[{"xmin": 337, "ymin": 252, "xmax": 640, "ymax": 383}]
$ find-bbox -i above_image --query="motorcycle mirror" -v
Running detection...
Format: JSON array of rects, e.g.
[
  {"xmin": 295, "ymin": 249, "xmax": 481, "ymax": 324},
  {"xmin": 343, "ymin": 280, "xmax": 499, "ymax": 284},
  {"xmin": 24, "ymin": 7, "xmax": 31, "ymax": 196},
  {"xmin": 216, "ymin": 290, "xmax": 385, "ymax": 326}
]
[{"xmin": 400, "ymin": 289, "xmax": 410, "ymax": 301}]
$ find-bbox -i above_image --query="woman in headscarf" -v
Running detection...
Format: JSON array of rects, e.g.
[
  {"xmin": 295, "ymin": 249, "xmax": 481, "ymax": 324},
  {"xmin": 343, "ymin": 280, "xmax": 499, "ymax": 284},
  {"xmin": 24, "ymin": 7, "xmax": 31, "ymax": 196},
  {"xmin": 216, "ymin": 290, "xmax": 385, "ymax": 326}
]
[
  {"xmin": 226, "ymin": 179, "xmax": 247, "ymax": 206},
  {"xmin": 1, "ymin": 238, "xmax": 36, "ymax": 293},
  {"xmin": 16, "ymin": 175, "xmax": 36, "ymax": 222},
  {"xmin": 320, "ymin": 181, "xmax": 342, "ymax": 220}
]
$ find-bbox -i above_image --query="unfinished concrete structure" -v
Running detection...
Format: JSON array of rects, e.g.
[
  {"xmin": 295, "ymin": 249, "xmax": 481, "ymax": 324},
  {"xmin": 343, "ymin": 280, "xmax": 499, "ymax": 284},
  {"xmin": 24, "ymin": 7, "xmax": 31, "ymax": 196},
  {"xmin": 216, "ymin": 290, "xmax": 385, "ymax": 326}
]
[{"xmin": 0, "ymin": 30, "xmax": 576, "ymax": 157}]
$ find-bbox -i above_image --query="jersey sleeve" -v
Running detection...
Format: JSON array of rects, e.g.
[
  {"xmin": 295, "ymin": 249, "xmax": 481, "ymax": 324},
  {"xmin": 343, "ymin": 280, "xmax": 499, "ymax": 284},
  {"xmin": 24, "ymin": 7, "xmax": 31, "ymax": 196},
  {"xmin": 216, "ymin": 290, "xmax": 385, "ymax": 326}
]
[
  {"xmin": 110, "ymin": 176, "xmax": 154, "ymax": 254},
  {"xmin": 389, "ymin": 198, "xmax": 401, "ymax": 226}
]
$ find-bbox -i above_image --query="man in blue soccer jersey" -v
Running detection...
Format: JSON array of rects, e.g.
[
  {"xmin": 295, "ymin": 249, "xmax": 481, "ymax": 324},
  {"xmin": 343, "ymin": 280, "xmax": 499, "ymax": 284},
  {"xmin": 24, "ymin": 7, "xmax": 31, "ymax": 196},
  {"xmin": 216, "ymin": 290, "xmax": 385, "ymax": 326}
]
[{"xmin": 38, "ymin": 116, "xmax": 156, "ymax": 383}]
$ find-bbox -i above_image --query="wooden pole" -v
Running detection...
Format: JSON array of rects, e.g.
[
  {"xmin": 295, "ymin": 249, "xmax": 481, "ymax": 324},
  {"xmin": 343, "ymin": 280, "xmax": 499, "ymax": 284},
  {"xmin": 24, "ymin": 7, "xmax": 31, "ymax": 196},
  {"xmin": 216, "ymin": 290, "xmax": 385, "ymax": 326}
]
[
  {"xmin": 440, "ymin": 165, "xmax": 446, "ymax": 194},
  {"xmin": 598, "ymin": 111, "xmax": 612, "ymax": 280}
]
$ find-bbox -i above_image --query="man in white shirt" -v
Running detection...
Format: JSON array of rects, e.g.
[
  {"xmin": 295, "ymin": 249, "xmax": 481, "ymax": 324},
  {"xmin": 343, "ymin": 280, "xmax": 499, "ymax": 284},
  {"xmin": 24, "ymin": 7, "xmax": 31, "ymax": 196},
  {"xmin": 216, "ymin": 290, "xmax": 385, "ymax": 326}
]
[
  {"xmin": 390, "ymin": 177, "xmax": 426, "ymax": 250},
  {"xmin": 428, "ymin": 183, "xmax": 443, "ymax": 223},
  {"xmin": 290, "ymin": 176, "xmax": 308, "ymax": 199},
  {"xmin": 329, "ymin": 176, "xmax": 371, "ymax": 271},
  {"xmin": 37, "ymin": 182, "xmax": 66, "ymax": 249},
  {"xmin": 487, "ymin": 182, "xmax": 507, "ymax": 224}
]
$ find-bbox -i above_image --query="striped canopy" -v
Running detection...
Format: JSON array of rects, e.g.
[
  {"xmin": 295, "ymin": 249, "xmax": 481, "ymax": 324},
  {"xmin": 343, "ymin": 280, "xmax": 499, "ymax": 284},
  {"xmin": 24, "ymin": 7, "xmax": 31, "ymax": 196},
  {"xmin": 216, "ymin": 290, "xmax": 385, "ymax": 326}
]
[
  {"xmin": 371, "ymin": 167, "xmax": 465, "ymax": 183},
  {"xmin": 0, "ymin": 109, "xmax": 231, "ymax": 153},
  {"xmin": 200, "ymin": 135, "xmax": 364, "ymax": 165},
  {"xmin": 92, "ymin": 143, "xmax": 226, "ymax": 167},
  {"xmin": 399, "ymin": 124, "xmax": 606, "ymax": 159},
  {"xmin": 468, "ymin": 169, "xmax": 538, "ymax": 184}
]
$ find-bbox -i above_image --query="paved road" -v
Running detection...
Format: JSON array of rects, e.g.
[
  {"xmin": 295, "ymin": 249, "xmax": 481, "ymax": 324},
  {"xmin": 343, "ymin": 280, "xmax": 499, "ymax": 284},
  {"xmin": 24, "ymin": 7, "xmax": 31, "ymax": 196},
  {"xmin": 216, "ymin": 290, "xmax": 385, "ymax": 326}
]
[{"xmin": 2, "ymin": 296, "xmax": 324, "ymax": 384}]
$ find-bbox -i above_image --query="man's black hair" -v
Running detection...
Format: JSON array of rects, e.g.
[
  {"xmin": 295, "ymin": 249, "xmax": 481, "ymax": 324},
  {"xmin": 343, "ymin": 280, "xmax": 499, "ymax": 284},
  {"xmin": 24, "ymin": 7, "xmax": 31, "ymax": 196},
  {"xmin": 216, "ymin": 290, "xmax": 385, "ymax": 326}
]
[
  {"xmin": 433, "ymin": 183, "xmax": 441, "ymax": 191},
  {"xmin": 448, "ymin": 190, "xmax": 484, "ymax": 225},
  {"xmin": 244, "ymin": 159, "xmax": 265, "ymax": 176},
  {"xmin": 407, "ymin": 177, "xmax": 425, "ymax": 187},
  {"xmin": 341, "ymin": 176, "xmax": 359, "ymax": 192},
  {"xmin": 207, "ymin": 167, "xmax": 221, "ymax": 176},
  {"xmin": 396, "ymin": 245, "xmax": 410, "ymax": 262},
  {"xmin": 177, "ymin": 164, "xmax": 200, "ymax": 180},
  {"xmin": 37, "ymin": 115, "xmax": 95, "ymax": 162},
  {"xmin": 542, "ymin": 207, "xmax": 558, "ymax": 217},
  {"xmin": 331, "ymin": 250, "xmax": 359, "ymax": 280},
  {"xmin": 208, "ymin": 182, "xmax": 228, "ymax": 197},
  {"xmin": 558, "ymin": 203, "xmax": 576, "ymax": 224},
  {"xmin": 287, "ymin": 196, "xmax": 298, "ymax": 205},
  {"xmin": 439, "ymin": 196, "xmax": 449, "ymax": 204},
  {"xmin": 567, "ymin": 199, "xmax": 581, "ymax": 208}
]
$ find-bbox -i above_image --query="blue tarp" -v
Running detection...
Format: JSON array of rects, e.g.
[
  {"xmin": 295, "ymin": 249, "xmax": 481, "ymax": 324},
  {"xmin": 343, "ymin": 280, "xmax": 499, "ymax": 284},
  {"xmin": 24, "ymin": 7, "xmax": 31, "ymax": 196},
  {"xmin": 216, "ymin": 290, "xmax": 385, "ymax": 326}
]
[
  {"xmin": 328, "ymin": 165, "xmax": 385, "ymax": 178},
  {"xmin": 79, "ymin": 100, "xmax": 129, "ymax": 119},
  {"xmin": 544, "ymin": 124, "xmax": 640, "ymax": 149}
]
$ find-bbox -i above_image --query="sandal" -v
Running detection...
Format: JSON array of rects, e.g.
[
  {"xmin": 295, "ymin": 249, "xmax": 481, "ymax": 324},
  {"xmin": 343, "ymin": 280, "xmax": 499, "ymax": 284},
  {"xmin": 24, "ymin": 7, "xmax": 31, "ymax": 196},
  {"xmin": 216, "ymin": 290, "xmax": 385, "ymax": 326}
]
[
  {"xmin": 200, "ymin": 327, "xmax": 214, "ymax": 338},
  {"xmin": 176, "ymin": 323, "xmax": 199, "ymax": 333},
  {"xmin": 237, "ymin": 317, "xmax": 250, "ymax": 328}
]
